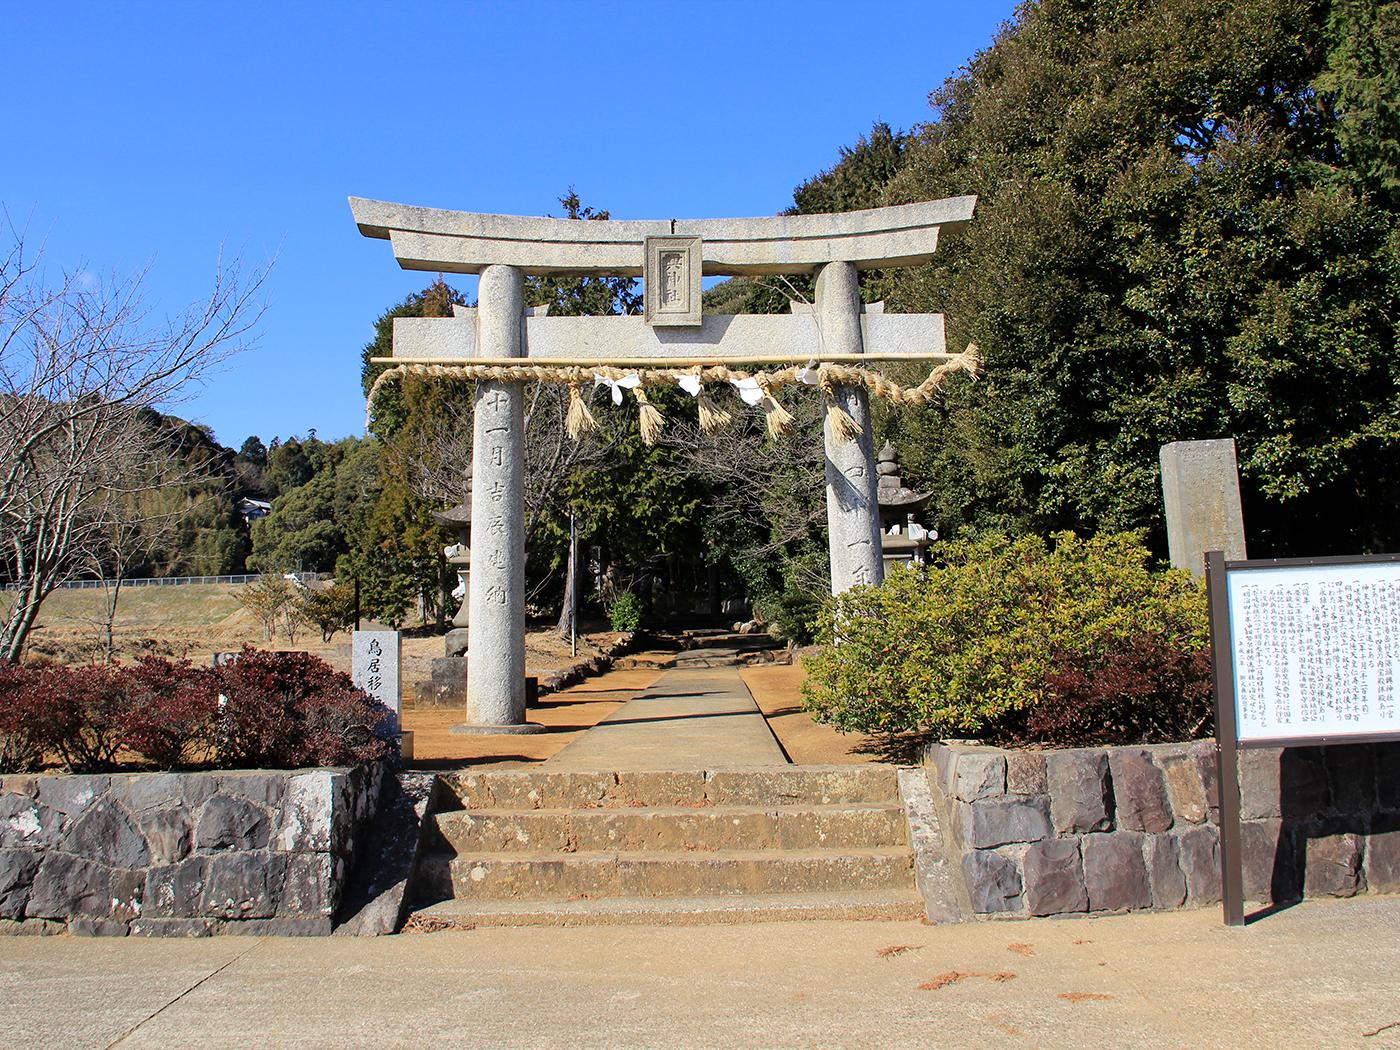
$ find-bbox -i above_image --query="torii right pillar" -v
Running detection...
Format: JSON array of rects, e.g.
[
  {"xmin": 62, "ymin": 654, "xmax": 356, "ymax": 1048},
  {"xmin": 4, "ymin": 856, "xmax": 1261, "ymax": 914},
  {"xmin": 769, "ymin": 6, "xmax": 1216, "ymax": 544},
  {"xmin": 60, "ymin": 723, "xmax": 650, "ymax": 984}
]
[{"xmin": 816, "ymin": 261, "xmax": 884, "ymax": 595}]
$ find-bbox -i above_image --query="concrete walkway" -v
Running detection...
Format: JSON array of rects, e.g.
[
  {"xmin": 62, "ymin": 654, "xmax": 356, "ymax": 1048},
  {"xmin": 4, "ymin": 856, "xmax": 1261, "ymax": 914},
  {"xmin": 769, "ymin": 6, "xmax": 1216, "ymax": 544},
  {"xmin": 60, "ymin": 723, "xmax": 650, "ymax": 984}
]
[
  {"xmin": 3, "ymin": 897, "xmax": 1400, "ymax": 1047},
  {"xmin": 544, "ymin": 666, "xmax": 788, "ymax": 770}
]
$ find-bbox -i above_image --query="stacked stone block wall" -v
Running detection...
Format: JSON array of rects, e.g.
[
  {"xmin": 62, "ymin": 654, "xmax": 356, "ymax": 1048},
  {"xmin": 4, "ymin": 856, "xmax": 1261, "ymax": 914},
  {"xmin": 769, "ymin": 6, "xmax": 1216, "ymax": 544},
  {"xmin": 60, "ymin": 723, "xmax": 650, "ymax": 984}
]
[
  {"xmin": 927, "ymin": 741, "xmax": 1400, "ymax": 916},
  {"xmin": 0, "ymin": 764, "xmax": 386, "ymax": 936}
]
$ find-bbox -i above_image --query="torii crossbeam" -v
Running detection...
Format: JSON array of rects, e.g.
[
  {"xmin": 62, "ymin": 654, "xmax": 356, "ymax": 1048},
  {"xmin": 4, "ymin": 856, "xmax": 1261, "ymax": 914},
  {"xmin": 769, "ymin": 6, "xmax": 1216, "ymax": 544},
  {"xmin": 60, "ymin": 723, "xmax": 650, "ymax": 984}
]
[{"xmin": 350, "ymin": 194, "xmax": 976, "ymax": 733}]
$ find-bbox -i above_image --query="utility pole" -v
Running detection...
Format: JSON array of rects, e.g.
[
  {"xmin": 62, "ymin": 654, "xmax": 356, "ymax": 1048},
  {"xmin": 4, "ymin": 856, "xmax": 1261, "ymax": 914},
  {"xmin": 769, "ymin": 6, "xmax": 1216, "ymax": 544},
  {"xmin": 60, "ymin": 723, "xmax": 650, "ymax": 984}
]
[{"xmin": 569, "ymin": 510, "xmax": 579, "ymax": 658}]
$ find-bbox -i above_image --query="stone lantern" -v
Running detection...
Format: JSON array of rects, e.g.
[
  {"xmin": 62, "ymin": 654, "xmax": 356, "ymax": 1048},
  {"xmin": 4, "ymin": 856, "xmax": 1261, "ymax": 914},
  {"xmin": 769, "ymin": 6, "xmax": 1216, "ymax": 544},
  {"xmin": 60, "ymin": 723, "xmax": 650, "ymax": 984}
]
[
  {"xmin": 875, "ymin": 441, "xmax": 936, "ymax": 571},
  {"xmin": 432, "ymin": 496, "xmax": 471, "ymax": 655}
]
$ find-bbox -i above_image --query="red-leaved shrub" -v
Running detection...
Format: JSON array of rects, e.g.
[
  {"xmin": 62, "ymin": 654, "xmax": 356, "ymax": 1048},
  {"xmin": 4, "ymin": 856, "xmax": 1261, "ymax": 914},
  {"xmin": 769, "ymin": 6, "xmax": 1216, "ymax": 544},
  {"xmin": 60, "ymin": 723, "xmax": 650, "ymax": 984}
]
[
  {"xmin": 0, "ymin": 664, "xmax": 45, "ymax": 772},
  {"xmin": 33, "ymin": 663, "xmax": 130, "ymax": 771},
  {"xmin": 1025, "ymin": 633, "xmax": 1214, "ymax": 747},
  {"xmin": 214, "ymin": 647, "xmax": 394, "ymax": 768},
  {"xmin": 118, "ymin": 657, "xmax": 222, "ymax": 769},
  {"xmin": 0, "ymin": 648, "xmax": 393, "ymax": 772}
]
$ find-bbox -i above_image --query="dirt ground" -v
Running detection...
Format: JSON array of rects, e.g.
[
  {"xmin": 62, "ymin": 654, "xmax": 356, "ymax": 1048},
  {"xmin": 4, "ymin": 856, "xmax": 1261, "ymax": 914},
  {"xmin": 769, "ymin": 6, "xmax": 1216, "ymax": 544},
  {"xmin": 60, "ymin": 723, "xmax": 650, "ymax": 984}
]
[
  {"xmin": 402, "ymin": 668, "xmax": 664, "ymax": 767},
  {"xmin": 9, "ymin": 897, "xmax": 1400, "ymax": 1048},
  {"xmin": 739, "ymin": 660, "xmax": 889, "ymax": 764},
  {"xmin": 402, "ymin": 658, "xmax": 891, "ymax": 770}
]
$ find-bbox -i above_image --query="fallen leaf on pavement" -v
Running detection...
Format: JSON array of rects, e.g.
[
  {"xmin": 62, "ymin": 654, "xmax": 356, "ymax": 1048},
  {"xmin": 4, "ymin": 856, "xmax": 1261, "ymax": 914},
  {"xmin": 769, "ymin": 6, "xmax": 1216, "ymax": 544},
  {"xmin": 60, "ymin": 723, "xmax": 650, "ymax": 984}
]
[
  {"xmin": 877, "ymin": 944, "xmax": 922, "ymax": 958},
  {"xmin": 919, "ymin": 971, "xmax": 970, "ymax": 990},
  {"xmin": 918, "ymin": 971, "xmax": 1016, "ymax": 990}
]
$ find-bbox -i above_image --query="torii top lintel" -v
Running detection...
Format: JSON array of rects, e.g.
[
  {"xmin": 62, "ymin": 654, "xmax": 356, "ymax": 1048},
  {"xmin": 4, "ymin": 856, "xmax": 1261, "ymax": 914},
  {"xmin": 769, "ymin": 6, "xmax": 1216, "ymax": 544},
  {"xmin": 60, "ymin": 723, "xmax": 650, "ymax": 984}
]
[{"xmin": 348, "ymin": 195, "xmax": 976, "ymax": 277}]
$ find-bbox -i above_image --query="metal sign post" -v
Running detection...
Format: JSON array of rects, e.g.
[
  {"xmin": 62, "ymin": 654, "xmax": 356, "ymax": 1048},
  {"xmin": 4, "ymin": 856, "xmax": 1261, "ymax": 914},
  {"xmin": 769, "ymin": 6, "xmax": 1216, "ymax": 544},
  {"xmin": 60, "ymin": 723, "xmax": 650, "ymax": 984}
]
[{"xmin": 1206, "ymin": 549, "xmax": 1400, "ymax": 926}]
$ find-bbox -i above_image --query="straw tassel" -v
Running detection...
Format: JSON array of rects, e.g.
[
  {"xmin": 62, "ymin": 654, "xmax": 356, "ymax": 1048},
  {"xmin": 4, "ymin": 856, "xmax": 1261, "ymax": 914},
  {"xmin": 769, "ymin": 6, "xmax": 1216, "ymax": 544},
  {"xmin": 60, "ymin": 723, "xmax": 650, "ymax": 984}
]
[
  {"xmin": 754, "ymin": 374, "xmax": 794, "ymax": 439},
  {"xmin": 697, "ymin": 391, "xmax": 732, "ymax": 433},
  {"xmin": 819, "ymin": 370, "xmax": 863, "ymax": 443},
  {"xmin": 566, "ymin": 382, "xmax": 596, "ymax": 440},
  {"xmin": 826, "ymin": 400, "xmax": 863, "ymax": 443},
  {"xmin": 633, "ymin": 387, "xmax": 665, "ymax": 445}
]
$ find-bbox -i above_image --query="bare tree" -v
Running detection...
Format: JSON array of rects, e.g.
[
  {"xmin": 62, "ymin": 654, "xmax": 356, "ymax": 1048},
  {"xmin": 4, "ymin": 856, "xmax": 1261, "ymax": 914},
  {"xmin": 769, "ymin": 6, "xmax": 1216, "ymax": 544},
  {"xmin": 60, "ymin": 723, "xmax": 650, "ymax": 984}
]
[
  {"xmin": 237, "ymin": 574, "xmax": 295, "ymax": 643},
  {"xmin": 78, "ymin": 442, "xmax": 225, "ymax": 664},
  {"xmin": 0, "ymin": 221, "xmax": 266, "ymax": 661},
  {"xmin": 658, "ymin": 391, "xmax": 833, "ymax": 618},
  {"xmin": 79, "ymin": 487, "xmax": 179, "ymax": 664}
]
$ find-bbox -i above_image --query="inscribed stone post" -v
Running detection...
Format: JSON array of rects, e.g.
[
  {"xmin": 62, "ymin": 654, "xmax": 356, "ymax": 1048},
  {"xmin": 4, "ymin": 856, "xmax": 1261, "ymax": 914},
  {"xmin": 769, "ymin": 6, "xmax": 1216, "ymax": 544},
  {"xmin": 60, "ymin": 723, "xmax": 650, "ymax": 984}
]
[
  {"xmin": 816, "ymin": 261, "xmax": 884, "ymax": 595},
  {"xmin": 465, "ymin": 265, "xmax": 529, "ymax": 727},
  {"xmin": 352, "ymin": 629, "xmax": 400, "ymax": 734},
  {"xmin": 1159, "ymin": 439, "xmax": 1247, "ymax": 576}
]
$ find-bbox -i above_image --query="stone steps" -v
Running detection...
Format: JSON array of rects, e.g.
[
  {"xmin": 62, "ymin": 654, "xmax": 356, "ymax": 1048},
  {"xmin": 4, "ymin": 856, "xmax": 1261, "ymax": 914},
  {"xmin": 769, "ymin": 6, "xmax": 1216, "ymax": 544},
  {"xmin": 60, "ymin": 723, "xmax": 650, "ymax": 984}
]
[
  {"xmin": 616, "ymin": 650, "xmax": 776, "ymax": 671},
  {"xmin": 674, "ymin": 631, "xmax": 781, "ymax": 651},
  {"xmin": 417, "ymin": 847, "xmax": 916, "ymax": 901},
  {"xmin": 612, "ymin": 634, "xmax": 781, "ymax": 672},
  {"xmin": 430, "ymin": 802, "xmax": 908, "ymax": 853},
  {"xmin": 613, "ymin": 654, "xmax": 676, "ymax": 671},
  {"xmin": 670, "ymin": 649, "xmax": 753, "ymax": 669},
  {"xmin": 400, "ymin": 764, "xmax": 923, "ymax": 926},
  {"xmin": 442, "ymin": 766, "xmax": 901, "ymax": 810},
  {"xmin": 407, "ymin": 889, "xmax": 926, "ymax": 929}
]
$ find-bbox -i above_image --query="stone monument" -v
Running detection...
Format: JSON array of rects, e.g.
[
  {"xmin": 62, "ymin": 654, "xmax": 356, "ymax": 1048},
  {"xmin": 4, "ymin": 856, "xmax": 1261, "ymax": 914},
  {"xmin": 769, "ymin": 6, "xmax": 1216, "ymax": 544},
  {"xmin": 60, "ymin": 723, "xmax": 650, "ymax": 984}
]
[
  {"xmin": 352, "ymin": 629, "xmax": 401, "ymax": 735},
  {"xmin": 350, "ymin": 194, "xmax": 977, "ymax": 731},
  {"xmin": 1159, "ymin": 438, "xmax": 1247, "ymax": 576}
]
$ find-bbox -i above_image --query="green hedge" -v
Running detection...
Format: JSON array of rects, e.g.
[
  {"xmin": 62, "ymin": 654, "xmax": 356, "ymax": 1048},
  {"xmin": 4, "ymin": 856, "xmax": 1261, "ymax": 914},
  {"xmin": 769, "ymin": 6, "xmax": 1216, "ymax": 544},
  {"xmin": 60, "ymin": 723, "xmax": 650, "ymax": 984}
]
[{"xmin": 801, "ymin": 532, "xmax": 1209, "ymax": 744}]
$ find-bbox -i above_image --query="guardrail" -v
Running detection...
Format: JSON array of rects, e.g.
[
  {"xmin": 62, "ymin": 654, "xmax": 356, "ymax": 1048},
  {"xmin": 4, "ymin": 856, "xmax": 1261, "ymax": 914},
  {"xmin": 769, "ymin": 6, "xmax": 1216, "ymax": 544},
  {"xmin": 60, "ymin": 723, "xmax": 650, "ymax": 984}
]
[{"xmin": 1, "ymin": 572, "xmax": 327, "ymax": 592}]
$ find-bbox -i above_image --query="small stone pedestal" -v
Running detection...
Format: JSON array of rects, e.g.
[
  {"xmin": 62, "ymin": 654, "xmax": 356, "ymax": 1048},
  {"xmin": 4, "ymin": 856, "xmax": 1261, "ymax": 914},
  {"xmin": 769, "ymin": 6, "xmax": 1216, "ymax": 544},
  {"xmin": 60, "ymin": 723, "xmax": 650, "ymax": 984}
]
[{"xmin": 450, "ymin": 721, "xmax": 545, "ymax": 736}]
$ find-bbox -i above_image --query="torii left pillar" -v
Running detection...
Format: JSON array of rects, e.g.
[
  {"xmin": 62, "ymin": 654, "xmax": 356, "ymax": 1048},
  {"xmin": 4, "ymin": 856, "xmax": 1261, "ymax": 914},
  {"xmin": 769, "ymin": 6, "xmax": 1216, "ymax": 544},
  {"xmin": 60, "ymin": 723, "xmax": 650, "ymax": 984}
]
[
  {"xmin": 457, "ymin": 264, "xmax": 539, "ymax": 734},
  {"xmin": 817, "ymin": 262, "xmax": 884, "ymax": 595}
]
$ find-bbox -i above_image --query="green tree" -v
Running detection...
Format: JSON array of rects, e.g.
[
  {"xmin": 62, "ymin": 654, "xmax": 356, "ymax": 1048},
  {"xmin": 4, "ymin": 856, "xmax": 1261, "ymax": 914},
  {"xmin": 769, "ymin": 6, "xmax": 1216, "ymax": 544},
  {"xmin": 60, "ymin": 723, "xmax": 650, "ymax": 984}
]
[
  {"xmin": 361, "ymin": 278, "xmax": 469, "ymax": 440},
  {"xmin": 874, "ymin": 0, "xmax": 1400, "ymax": 557},
  {"xmin": 237, "ymin": 435, "xmax": 267, "ymax": 466},
  {"xmin": 1319, "ymin": 1, "xmax": 1400, "ymax": 202},
  {"xmin": 350, "ymin": 279, "xmax": 468, "ymax": 624},
  {"xmin": 303, "ymin": 582, "xmax": 357, "ymax": 642},
  {"xmin": 248, "ymin": 437, "xmax": 378, "ymax": 574}
]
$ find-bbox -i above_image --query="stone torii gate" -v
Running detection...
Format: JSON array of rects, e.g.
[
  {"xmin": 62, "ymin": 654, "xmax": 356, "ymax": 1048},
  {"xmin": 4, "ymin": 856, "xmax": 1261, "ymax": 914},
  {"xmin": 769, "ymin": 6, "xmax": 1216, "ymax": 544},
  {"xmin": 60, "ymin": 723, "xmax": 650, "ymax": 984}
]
[{"xmin": 350, "ymin": 194, "xmax": 976, "ymax": 732}]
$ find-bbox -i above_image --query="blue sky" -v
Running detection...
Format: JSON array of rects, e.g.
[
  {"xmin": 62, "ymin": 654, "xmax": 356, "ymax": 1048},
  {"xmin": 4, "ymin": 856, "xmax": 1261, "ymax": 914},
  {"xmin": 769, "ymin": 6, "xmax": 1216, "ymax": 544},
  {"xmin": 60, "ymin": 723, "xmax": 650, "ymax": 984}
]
[{"xmin": 6, "ymin": 1, "xmax": 1016, "ymax": 447}]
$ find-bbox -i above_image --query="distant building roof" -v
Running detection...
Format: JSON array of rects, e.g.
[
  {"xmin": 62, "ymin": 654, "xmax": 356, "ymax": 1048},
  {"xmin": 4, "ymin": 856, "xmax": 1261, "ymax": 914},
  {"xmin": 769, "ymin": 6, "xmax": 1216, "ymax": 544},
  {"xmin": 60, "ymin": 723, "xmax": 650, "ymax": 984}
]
[{"xmin": 237, "ymin": 498, "xmax": 273, "ymax": 522}]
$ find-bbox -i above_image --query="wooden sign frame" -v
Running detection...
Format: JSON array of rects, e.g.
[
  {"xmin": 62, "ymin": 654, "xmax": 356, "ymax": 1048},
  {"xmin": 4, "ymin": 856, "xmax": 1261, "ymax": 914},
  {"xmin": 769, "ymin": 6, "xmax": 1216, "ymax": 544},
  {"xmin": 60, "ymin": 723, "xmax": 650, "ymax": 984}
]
[{"xmin": 1205, "ymin": 549, "xmax": 1400, "ymax": 925}]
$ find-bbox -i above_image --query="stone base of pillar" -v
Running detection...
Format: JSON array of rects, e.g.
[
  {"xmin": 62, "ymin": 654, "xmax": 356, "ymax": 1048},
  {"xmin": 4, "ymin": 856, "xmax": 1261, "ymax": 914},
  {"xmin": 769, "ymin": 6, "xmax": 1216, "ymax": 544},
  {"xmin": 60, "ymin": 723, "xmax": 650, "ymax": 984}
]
[{"xmin": 449, "ymin": 722, "xmax": 546, "ymax": 736}]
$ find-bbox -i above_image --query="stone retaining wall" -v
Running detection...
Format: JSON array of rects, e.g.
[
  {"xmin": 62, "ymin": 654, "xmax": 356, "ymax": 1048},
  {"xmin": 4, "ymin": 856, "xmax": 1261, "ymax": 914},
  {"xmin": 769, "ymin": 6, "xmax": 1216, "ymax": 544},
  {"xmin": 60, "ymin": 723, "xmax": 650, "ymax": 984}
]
[
  {"xmin": 0, "ymin": 764, "xmax": 386, "ymax": 936},
  {"xmin": 926, "ymin": 740, "xmax": 1400, "ymax": 917}
]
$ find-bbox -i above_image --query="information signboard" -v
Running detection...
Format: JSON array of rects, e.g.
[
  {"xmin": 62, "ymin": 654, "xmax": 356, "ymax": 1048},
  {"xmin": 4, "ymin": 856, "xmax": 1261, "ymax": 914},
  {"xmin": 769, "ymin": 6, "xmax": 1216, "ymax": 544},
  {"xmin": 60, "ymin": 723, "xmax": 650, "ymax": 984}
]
[{"xmin": 1206, "ymin": 551, "xmax": 1400, "ymax": 925}]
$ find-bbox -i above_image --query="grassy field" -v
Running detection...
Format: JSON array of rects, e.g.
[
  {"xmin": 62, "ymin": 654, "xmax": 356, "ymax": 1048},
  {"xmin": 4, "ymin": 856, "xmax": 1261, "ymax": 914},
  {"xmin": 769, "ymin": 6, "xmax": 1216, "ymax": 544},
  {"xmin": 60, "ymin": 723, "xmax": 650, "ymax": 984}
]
[
  {"xmin": 6, "ymin": 582, "xmax": 616, "ymax": 711},
  {"xmin": 12, "ymin": 583, "xmax": 259, "ymax": 664}
]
